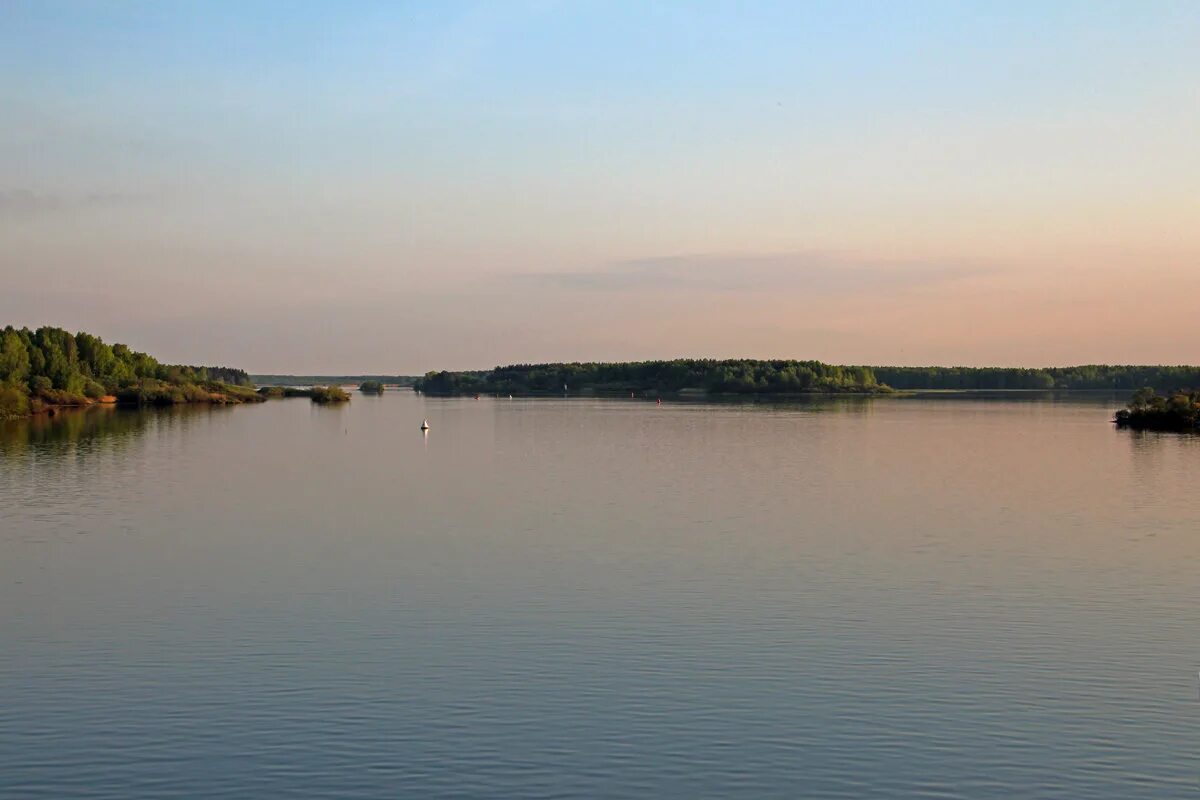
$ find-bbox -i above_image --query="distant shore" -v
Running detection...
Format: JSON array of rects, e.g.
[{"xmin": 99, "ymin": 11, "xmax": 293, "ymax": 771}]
[
  {"xmin": 252, "ymin": 374, "xmax": 417, "ymax": 387},
  {"xmin": 8, "ymin": 326, "xmax": 1199, "ymax": 421},
  {"xmin": 411, "ymin": 360, "xmax": 1200, "ymax": 397}
]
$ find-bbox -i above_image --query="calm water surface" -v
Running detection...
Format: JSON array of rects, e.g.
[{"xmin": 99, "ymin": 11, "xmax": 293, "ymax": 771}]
[{"xmin": 1, "ymin": 393, "xmax": 1197, "ymax": 798}]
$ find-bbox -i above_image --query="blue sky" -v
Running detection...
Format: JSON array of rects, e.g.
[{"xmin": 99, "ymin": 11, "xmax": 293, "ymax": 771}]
[{"xmin": 2, "ymin": 1, "xmax": 1198, "ymax": 371}]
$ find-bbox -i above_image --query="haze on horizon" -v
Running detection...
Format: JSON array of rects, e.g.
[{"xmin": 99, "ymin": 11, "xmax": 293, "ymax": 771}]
[{"xmin": 2, "ymin": 1, "xmax": 1197, "ymax": 374}]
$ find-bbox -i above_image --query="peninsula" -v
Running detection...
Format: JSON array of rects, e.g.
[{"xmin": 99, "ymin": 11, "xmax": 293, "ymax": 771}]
[{"xmin": 0, "ymin": 325, "xmax": 261, "ymax": 420}]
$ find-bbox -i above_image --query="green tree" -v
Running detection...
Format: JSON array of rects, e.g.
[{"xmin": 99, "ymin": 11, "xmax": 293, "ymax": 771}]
[
  {"xmin": 0, "ymin": 329, "xmax": 31, "ymax": 386},
  {"xmin": 1128, "ymin": 387, "xmax": 1157, "ymax": 410}
]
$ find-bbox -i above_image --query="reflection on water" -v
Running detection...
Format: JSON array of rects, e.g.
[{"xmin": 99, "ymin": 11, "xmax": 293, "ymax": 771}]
[
  {"xmin": 1, "ymin": 394, "xmax": 1197, "ymax": 799},
  {"xmin": 0, "ymin": 403, "xmax": 246, "ymax": 455},
  {"xmin": 1, "ymin": 405, "xmax": 138, "ymax": 452}
]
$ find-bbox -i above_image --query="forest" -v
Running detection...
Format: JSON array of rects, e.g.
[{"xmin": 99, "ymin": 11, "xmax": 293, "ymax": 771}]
[
  {"xmin": 873, "ymin": 365, "xmax": 1200, "ymax": 391},
  {"xmin": 0, "ymin": 325, "xmax": 258, "ymax": 419},
  {"xmin": 414, "ymin": 360, "xmax": 885, "ymax": 395},
  {"xmin": 414, "ymin": 360, "xmax": 1200, "ymax": 396}
]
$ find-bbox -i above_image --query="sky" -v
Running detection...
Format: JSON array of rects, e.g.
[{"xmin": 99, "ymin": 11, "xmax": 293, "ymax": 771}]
[{"xmin": 1, "ymin": 1, "xmax": 1197, "ymax": 373}]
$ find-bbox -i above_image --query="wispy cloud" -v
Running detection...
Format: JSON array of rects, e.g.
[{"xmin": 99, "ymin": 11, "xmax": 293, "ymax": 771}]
[
  {"xmin": 0, "ymin": 189, "xmax": 156, "ymax": 217},
  {"xmin": 517, "ymin": 252, "xmax": 996, "ymax": 294}
]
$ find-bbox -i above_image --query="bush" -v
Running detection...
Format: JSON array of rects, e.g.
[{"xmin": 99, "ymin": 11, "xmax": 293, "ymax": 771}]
[
  {"xmin": 116, "ymin": 379, "xmax": 182, "ymax": 406},
  {"xmin": 37, "ymin": 388, "xmax": 90, "ymax": 406},
  {"xmin": 310, "ymin": 386, "xmax": 350, "ymax": 404},
  {"xmin": 358, "ymin": 380, "xmax": 385, "ymax": 394},
  {"xmin": 0, "ymin": 385, "xmax": 30, "ymax": 419},
  {"xmin": 210, "ymin": 382, "xmax": 263, "ymax": 403},
  {"xmin": 256, "ymin": 386, "xmax": 318, "ymax": 398}
]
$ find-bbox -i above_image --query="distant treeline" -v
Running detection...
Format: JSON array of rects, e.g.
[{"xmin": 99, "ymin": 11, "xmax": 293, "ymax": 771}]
[
  {"xmin": 203, "ymin": 366, "xmax": 253, "ymax": 386},
  {"xmin": 1, "ymin": 325, "xmax": 257, "ymax": 419},
  {"xmin": 415, "ymin": 360, "xmax": 885, "ymax": 395},
  {"xmin": 414, "ymin": 360, "xmax": 1200, "ymax": 396},
  {"xmin": 253, "ymin": 374, "xmax": 417, "ymax": 387},
  {"xmin": 873, "ymin": 365, "xmax": 1200, "ymax": 391}
]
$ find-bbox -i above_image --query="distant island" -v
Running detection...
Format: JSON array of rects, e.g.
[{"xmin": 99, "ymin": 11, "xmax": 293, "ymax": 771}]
[
  {"xmin": 309, "ymin": 385, "xmax": 351, "ymax": 404},
  {"xmin": 1, "ymin": 325, "xmax": 261, "ymax": 420},
  {"xmin": 413, "ymin": 360, "xmax": 1200, "ymax": 396},
  {"xmin": 255, "ymin": 386, "xmax": 350, "ymax": 403},
  {"xmin": 1114, "ymin": 389, "xmax": 1200, "ymax": 432},
  {"xmin": 253, "ymin": 374, "xmax": 416, "ymax": 387},
  {"xmin": 414, "ymin": 360, "xmax": 886, "ymax": 395}
]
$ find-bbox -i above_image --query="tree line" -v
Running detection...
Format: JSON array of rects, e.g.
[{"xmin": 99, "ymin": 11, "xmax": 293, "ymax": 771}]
[
  {"xmin": 873, "ymin": 365, "xmax": 1200, "ymax": 391},
  {"xmin": 252, "ymin": 374, "xmax": 417, "ymax": 387},
  {"xmin": 415, "ymin": 360, "xmax": 885, "ymax": 395},
  {"xmin": 413, "ymin": 360, "xmax": 1200, "ymax": 396},
  {"xmin": 1, "ymin": 325, "xmax": 255, "ymax": 419}
]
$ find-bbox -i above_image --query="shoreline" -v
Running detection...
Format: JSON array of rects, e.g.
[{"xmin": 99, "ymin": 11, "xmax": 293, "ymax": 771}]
[{"xmin": 2, "ymin": 388, "xmax": 265, "ymax": 422}]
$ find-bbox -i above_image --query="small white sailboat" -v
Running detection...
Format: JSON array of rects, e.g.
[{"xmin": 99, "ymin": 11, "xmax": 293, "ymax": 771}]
[{"xmin": 420, "ymin": 419, "xmax": 430, "ymax": 431}]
